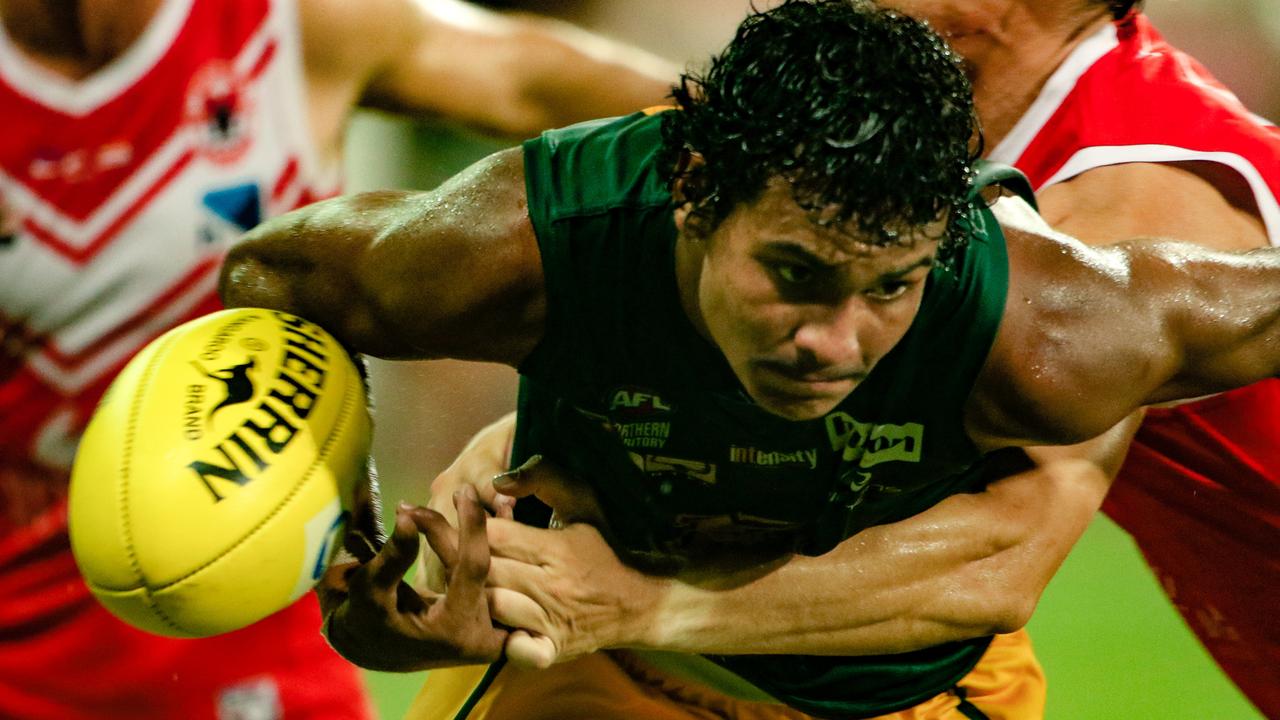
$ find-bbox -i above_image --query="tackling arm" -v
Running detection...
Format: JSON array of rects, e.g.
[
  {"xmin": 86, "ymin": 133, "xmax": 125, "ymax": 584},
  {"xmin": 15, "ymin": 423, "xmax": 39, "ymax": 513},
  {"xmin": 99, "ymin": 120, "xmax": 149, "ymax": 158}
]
[
  {"xmin": 474, "ymin": 416, "xmax": 1137, "ymax": 665},
  {"xmin": 638, "ymin": 432, "xmax": 1128, "ymax": 657}
]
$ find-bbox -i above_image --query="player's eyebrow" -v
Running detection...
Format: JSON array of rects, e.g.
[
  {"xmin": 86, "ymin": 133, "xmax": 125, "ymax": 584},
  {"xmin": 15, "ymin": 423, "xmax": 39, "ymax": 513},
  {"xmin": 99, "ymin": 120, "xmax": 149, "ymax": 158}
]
[
  {"xmin": 879, "ymin": 255, "xmax": 935, "ymax": 280},
  {"xmin": 759, "ymin": 241, "xmax": 935, "ymax": 279},
  {"xmin": 758, "ymin": 240, "xmax": 842, "ymax": 266}
]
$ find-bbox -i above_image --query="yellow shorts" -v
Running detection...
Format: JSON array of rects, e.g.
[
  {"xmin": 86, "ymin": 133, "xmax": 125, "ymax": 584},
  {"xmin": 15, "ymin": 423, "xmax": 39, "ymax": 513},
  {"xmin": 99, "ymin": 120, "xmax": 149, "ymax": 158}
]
[{"xmin": 406, "ymin": 629, "xmax": 1044, "ymax": 720}]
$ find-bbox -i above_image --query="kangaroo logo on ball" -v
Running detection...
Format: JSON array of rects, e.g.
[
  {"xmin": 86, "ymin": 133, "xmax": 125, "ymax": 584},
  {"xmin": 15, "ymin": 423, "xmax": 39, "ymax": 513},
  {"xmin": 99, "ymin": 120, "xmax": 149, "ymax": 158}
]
[{"xmin": 194, "ymin": 358, "xmax": 258, "ymax": 423}]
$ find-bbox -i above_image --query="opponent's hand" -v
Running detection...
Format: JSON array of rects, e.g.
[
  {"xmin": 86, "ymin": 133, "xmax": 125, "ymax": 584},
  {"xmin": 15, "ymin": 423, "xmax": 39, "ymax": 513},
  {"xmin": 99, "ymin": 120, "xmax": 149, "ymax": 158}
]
[
  {"xmin": 484, "ymin": 518, "xmax": 669, "ymax": 668},
  {"xmin": 318, "ymin": 486, "xmax": 507, "ymax": 672}
]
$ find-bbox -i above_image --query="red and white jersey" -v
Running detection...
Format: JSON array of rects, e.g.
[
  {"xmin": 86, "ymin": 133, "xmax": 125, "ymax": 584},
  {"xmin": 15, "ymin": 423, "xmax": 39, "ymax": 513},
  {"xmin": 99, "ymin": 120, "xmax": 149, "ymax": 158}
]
[
  {"xmin": 0, "ymin": 0, "xmax": 338, "ymax": 535},
  {"xmin": 989, "ymin": 14, "xmax": 1280, "ymax": 242},
  {"xmin": 0, "ymin": 5, "xmax": 373, "ymax": 717},
  {"xmin": 994, "ymin": 13, "xmax": 1280, "ymax": 715}
]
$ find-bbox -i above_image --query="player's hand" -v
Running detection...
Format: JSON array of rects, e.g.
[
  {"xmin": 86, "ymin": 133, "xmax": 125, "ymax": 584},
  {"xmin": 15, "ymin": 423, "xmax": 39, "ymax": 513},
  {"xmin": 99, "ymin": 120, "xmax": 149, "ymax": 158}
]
[
  {"xmin": 420, "ymin": 413, "xmax": 519, "ymax": 593},
  {"xmin": 318, "ymin": 487, "xmax": 507, "ymax": 672},
  {"xmin": 490, "ymin": 454, "xmax": 606, "ymax": 528},
  {"xmin": 484, "ymin": 518, "xmax": 669, "ymax": 668}
]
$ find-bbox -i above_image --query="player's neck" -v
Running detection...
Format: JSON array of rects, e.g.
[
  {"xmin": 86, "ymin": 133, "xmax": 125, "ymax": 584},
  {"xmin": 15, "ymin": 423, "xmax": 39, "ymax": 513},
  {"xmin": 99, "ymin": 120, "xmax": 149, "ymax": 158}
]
[
  {"xmin": 968, "ymin": 11, "xmax": 1113, "ymax": 149},
  {"xmin": 0, "ymin": 0, "xmax": 164, "ymax": 79}
]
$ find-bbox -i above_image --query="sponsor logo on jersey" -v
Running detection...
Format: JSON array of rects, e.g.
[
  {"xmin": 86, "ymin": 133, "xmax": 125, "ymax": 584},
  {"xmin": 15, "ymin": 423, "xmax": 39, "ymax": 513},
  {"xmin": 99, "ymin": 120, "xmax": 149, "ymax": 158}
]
[
  {"xmin": 187, "ymin": 313, "xmax": 328, "ymax": 502},
  {"xmin": 628, "ymin": 452, "xmax": 717, "ymax": 485},
  {"xmin": 200, "ymin": 182, "xmax": 263, "ymax": 246},
  {"xmin": 728, "ymin": 445, "xmax": 819, "ymax": 470},
  {"xmin": 616, "ymin": 421, "xmax": 671, "ymax": 449},
  {"xmin": 607, "ymin": 387, "xmax": 674, "ymax": 416},
  {"xmin": 824, "ymin": 411, "xmax": 924, "ymax": 468},
  {"xmin": 26, "ymin": 141, "xmax": 134, "ymax": 184},
  {"xmin": 184, "ymin": 61, "xmax": 254, "ymax": 163}
]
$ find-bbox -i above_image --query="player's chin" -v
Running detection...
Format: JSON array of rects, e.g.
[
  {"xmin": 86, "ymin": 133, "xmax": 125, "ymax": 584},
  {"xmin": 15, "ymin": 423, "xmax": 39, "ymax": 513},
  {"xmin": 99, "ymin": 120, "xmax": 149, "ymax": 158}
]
[{"xmin": 748, "ymin": 381, "xmax": 852, "ymax": 421}]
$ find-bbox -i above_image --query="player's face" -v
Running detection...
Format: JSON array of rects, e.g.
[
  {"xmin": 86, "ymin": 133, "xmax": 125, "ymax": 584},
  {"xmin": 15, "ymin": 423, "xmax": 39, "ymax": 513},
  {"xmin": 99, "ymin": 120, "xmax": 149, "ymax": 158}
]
[{"xmin": 682, "ymin": 178, "xmax": 942, "ymax": 422}]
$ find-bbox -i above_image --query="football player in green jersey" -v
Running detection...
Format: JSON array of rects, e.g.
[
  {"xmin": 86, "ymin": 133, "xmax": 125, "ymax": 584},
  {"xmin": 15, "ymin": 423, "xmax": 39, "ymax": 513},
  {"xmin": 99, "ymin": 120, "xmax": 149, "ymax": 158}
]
[{"xmin": 219, "ymin": 1, "xmax": 1280, "ymax": 717}]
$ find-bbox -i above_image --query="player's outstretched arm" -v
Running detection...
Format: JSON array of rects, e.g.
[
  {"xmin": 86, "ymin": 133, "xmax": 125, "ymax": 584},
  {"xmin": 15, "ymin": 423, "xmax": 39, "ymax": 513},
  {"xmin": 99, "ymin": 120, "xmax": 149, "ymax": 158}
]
[
  {"xmin": 218, "ymin": 147, "xmax": 544, "ymax": 364},
  {"xmin": 968, "ymin": 208, "xmax": 1280, "ymax": 450},
  {"xmin": 302, "ymin": 0, "xmax": 678, "ymax": 139}
]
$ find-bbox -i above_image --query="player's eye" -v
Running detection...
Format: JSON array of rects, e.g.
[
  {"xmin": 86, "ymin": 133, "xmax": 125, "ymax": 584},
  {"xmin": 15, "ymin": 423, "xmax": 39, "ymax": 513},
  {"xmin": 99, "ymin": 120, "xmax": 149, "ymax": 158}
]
[
  {"xmin": 865, "ymin": 281, "xmax": 911, "ymax": 301},
  {"xmin": 773, "ymin": 263, "xmax": 814, "ymax": 285}
]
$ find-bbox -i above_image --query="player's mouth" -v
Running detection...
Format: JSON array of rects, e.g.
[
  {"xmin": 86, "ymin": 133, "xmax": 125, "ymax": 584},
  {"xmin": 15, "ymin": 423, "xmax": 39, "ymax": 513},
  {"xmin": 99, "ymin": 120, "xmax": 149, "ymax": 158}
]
[{"xmin": 753, "ymin": 360, "xmax": 866, "ymax": 398}]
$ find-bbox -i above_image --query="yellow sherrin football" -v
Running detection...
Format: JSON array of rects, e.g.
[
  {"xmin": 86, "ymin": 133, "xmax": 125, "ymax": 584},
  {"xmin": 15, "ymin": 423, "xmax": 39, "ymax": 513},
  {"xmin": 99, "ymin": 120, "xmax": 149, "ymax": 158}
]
[{"xmin": 68, "ymin": 308, "xmax": 371, "ymax": 638}]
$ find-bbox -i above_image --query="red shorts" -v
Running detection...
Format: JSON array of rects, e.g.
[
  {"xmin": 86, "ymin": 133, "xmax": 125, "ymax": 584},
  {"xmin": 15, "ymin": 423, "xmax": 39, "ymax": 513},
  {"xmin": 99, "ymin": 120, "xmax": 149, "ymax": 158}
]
[
  {"xmin": 0, "ymin": 501, "xmax": 373, "ymax": 720},
  {"xmin": 1103, "ymin": 380, "xmax": 1280, "ymax": 716}
]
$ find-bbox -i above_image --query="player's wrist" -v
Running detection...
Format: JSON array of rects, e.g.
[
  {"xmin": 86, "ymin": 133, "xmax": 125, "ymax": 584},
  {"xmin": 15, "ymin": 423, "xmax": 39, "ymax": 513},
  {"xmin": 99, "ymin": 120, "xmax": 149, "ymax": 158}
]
[{"xmin": 617, "ymin": 572, "xmax": 688, "ymax": 651}]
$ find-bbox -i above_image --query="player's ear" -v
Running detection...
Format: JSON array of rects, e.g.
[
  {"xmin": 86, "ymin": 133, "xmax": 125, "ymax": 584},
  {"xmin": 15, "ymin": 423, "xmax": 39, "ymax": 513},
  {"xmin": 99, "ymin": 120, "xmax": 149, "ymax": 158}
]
[{"xmin": 671, "ymin": 148, "xmax": 706, "ymax": 232}]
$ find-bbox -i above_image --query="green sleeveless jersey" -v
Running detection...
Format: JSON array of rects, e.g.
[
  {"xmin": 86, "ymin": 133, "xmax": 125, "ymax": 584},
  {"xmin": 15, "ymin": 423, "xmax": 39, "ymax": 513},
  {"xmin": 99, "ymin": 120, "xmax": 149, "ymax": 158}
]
[{"xmin": 515, "ymin": 111, "xmax": 1028, "ymax": 718}]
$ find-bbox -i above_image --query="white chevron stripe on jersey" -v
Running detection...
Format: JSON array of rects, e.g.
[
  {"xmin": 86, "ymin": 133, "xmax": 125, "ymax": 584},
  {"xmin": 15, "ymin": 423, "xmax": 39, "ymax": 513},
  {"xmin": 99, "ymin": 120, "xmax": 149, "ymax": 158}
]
[{"xmin": 24, "ymin": 259, "xmax": 220, "ymax": 394}]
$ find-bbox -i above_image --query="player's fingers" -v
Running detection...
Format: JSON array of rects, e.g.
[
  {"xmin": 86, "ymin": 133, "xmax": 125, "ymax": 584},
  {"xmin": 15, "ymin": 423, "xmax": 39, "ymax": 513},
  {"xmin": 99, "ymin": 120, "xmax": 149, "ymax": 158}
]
[
  {"xmin": 484, "ymin": 517, "xmax": 563, "ymax": 565},
  {"xmin": 487, "ymin": 585, "xmax": 551, "ymax": 636},
  {"xmin": 489, "ymin": 454, "xmax": 545, "ymax": 499},
  {"xmin": 453, "ymin": 486, "xmax": 491, "ymax": 587},
  {"xmin": 504, "ymin": 629, "xmax": 557, "ymax": 669},
  {"xmin": 495, "ymin": 493, "xmax": 516, "ymax": 520},
  {"xmin": 319, "ymin": 560, "xmax": 360, "ymax": 595},
  {"xmin": 409, "ymin": 505, "xmax": 459, "ymax": 570},
  {"xmin": 430, "ymin": 474, "xmax": 506, "ymax": 520},
  {"xmin": 315, "ymin": 561, "xmax": 357, "ymax": 618},
  {"xmin": 439, "ymin": 487, "xmax": 492, "ymax": 616},
  {"xmin": 492, "ymin": 459, "xmax": 605, "ymax": 526},
  {"xmin": 485, "ymin": 553, "xmax": 547, "ymax": 597},
  {"xmin": 365, "ymin": 503, "xmax": 420, "ymax": 591},
  {"xmin": 342, "ymin": 525, "xmax": 381, "ymax": 565},
  {"xmin": 419, "ymin": 551, "xmax": 447, "ymax": 594}
]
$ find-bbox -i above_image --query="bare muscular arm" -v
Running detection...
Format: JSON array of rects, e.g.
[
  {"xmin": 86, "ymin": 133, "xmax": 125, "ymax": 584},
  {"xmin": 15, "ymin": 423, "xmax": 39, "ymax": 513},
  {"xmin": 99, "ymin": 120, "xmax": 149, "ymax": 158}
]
[
  {"xmin": 217, "ymin": 147, "xmax": 544, "ymax": 364},
  {"xmin": 968, "ymin": 181, "xmax": 1280, "ymax": 449},
  {"xmin": 640, "ymin": 427, "xmax": 1134, "ymax": 656},
  {"xmin": 301, "ymin": 0, "xmax": 677, "ymax": 156}
]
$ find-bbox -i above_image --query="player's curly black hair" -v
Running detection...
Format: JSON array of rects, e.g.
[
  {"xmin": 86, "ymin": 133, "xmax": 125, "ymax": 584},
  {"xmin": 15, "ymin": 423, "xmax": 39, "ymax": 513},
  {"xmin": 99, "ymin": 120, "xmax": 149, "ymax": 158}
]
[{"xmin": 660, "ymin": 0, "xmax": 981, "ymax": 257}]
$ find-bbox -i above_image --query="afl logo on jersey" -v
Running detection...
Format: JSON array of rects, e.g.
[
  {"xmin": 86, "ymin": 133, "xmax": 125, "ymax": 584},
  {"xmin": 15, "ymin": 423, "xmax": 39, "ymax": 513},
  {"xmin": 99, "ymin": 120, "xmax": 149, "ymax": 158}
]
[{"xmin": 184, "ymin": 61, "xmax": 254, "ymax": 164}]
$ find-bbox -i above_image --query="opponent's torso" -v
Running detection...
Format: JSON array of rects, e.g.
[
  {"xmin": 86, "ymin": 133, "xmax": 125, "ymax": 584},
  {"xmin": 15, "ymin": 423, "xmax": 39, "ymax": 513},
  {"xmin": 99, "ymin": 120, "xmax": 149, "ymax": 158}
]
[
  {"xmin": 516, "ymin": 112, "xmax": 1017, "ymax": 718},
  {"xmin": 997, "ymin": 13, "xmax": 1280, "ymax": 714},
  {"xmin": 991, "ymin": 13, "xmax": 1280, "ymax": 243},
  {"xmin": 0, "ymin": 0, "xmax": 336, "ymax": 537}
]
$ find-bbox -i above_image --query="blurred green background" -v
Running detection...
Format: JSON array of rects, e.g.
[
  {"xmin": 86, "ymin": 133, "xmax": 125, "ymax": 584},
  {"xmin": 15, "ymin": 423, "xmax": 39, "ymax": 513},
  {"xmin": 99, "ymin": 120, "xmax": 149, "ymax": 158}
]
[{"xmin": 344, "ymin": 110, "xmax": 1264, "ymax": 719}]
